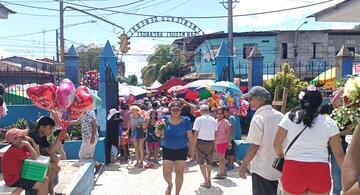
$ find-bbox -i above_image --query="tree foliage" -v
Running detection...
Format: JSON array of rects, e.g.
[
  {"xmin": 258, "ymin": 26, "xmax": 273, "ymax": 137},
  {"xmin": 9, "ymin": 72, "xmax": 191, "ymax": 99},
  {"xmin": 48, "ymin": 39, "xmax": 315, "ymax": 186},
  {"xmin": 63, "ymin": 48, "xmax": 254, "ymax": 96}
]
[
  {"xmin": 353, "ymin": 24, "xmax": 360, "ymax": 30},
  {"xmin": 117, "ymin": 74, "xmax": 138, "ymax": 86},
  {"xmin": 76, "ymin": 43, "xmax": 102, "ymax": 70},
  {"xmin": 264, "ymin": 63, "xmax": 308, "ymax": 111},
  {"xmin": 141, "ymin": 44, "xmax": 189, "ymax": 86}
]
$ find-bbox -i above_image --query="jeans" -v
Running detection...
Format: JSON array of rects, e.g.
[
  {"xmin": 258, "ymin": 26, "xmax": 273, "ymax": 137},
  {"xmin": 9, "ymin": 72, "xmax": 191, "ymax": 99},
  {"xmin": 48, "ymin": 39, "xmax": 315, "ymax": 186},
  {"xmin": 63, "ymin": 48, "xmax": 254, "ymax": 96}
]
[{"xmin": 330, "ymin": 154, "xmax": 341, "ymax": 195}]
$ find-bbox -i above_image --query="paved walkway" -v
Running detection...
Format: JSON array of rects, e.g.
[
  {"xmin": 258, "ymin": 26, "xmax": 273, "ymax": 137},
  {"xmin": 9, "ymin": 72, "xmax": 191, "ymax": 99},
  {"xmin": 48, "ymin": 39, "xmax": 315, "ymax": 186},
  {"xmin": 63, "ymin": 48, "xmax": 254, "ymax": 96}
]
[{"xmin": 91, "ymin": 160, "xmax": 253, "ymax": 195}]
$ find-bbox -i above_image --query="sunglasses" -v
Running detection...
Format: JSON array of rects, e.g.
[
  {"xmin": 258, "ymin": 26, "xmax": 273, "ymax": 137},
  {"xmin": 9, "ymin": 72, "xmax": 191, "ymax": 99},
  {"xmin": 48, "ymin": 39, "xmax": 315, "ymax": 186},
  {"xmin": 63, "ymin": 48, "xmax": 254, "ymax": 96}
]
[{"xmin": 216, "ymin": 112, "xmax": 224, "ymax": 115}]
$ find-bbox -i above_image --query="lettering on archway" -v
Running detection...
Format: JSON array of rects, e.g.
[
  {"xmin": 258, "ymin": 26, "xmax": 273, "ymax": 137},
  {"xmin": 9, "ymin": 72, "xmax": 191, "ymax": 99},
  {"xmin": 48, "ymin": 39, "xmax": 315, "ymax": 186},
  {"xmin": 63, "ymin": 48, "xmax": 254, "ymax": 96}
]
[{"xmin": 125, "ymin": 16, "xmax": 215, "ymax": 64}]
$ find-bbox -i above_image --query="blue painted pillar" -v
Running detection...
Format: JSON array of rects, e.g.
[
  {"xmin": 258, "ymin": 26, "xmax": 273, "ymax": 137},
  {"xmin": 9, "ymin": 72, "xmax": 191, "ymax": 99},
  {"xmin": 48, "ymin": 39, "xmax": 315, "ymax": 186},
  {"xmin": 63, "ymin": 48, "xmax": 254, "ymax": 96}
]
[
  {"xmin": 97, "ymin": 41, "xmax": 117, "ymax": 134},
  {"xmin": 247, "ymin": 46, "xmax": 264, "ymax": 88},
  {"xmin": 336, "ymin": 45, "xmax": 353, "ymax": 80},
  {"xmin": 215, "ymin": 41, "xmax": 230, "ymax": 81},
  {"xmin": 64, "ymin": 45, "xmax": 80, "ymax": 85}
]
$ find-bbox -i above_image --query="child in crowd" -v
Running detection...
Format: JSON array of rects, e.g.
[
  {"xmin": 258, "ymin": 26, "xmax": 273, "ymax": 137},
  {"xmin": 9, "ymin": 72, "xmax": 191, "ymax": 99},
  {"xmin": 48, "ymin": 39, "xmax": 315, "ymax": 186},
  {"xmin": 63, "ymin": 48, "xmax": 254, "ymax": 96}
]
[
  {"xmin": 146, "ymin": 111, "xmax": 161, "ymax": 163},
  {"xmin": 2, "ymin": 128, "xmax": 49, "ymax": 195},
  {"xmin": 119, "ymin": 132, "xmax": 130, "ymax": 161}
]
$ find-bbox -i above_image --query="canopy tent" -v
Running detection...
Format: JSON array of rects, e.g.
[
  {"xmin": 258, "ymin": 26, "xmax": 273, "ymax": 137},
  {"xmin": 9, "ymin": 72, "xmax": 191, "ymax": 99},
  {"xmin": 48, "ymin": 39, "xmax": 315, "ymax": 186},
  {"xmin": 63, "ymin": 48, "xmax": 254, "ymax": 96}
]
[
  {"xmin": 311, "ymin": 66, "xmax": 360, "ymax": 86},
  {"xmin": 146, "ymin": 80, "xmax": 162, "ymax": 90},
  {"xmin": 118, "ymin": 83, "xmax": 148, "ymax": 97},
  {"xmin": 157, "ymin": 77, "xmax": 186, "ymax": 92}
]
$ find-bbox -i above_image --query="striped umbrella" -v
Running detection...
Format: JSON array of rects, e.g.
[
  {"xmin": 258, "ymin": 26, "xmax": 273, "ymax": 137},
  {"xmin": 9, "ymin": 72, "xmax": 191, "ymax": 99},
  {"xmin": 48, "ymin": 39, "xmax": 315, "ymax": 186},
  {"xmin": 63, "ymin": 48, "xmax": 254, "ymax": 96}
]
[{"xmin": 210, "ymin": 81, "xmax": 242, "ymax": 96}]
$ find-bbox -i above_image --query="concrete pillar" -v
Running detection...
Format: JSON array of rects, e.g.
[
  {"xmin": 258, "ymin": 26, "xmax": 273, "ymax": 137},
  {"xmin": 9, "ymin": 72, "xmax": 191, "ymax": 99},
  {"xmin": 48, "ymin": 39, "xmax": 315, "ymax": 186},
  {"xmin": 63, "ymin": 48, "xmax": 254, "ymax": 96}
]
[
  {"xmin": 247, "ymin": 46, "xmax": 264, "ymax": 88},
  {"xmin": 336, "ymin": 45, "xmax": 353, "ymax": 80},
  {"xmin": 64, "ymin": 45, "xmax": 80, "ymax": 85}
]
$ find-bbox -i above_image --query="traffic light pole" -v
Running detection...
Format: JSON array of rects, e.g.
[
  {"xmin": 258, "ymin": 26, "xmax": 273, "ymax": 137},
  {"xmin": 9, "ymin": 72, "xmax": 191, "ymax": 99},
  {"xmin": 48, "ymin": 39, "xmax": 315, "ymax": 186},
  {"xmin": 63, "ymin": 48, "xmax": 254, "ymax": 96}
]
[{"xmin": 59, "ymin": 1, "xmax": 124, "ymax": 63}]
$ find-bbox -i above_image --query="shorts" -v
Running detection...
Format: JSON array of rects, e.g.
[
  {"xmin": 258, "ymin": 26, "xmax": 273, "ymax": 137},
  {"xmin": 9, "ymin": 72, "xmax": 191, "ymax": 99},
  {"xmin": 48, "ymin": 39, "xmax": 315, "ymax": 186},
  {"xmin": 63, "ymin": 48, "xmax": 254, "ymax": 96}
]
[
  {"xmin": 10, "ymin": 178, "xmax": 36, "ymax": 191},
  {"xmin": 147, "ymin": 142, "xmax": 160, "ymax": 150},
  {"xmin": 162, "ymin": 147, "xmax": 188, "ymax": 161},
  {"xmin": 216, "ymin": 143, "xmax": 228, "ymax": 155},
  {"xmin": 196, "ymin": 139, "xmax": 215, "ymax": 165},
  {"xmin": 225, "ymin": 140, "xmax": 235, "ymax": 156},
  {"xmin": 79, "ymin": 137, "xmax": 98, "ymax": 160},
  {"xmin": 131, "ymin": 128, "xmax": 145, "ymax": 140},
  {"xmin": 282, "ymin": 160, "xmax": 331, "ymax": 194}
]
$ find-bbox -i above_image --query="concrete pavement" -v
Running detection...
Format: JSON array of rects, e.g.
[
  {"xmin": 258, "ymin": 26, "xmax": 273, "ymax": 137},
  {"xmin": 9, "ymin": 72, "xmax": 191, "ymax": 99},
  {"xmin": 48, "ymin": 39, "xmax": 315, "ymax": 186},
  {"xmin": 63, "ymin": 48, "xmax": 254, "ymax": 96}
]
[{"xmin": 91, "ymin": 160, "xmax": 253, "ymax": 195}]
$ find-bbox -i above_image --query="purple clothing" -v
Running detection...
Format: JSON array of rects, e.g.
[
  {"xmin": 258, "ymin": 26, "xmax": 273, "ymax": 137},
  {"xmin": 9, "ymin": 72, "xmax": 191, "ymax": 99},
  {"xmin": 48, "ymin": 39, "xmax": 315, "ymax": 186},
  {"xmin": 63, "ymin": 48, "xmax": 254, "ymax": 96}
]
[{"xmin": 119, "ymin": 109, "xmax": 131, "ymax": 129}]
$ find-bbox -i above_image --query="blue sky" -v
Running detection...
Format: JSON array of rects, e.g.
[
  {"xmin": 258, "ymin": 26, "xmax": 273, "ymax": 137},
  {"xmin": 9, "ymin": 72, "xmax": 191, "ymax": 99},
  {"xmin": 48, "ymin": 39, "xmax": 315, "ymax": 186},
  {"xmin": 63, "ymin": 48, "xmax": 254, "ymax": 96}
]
[{"xmin": 0, "ymin": 0, "xmax": 358, "ymax": 78}]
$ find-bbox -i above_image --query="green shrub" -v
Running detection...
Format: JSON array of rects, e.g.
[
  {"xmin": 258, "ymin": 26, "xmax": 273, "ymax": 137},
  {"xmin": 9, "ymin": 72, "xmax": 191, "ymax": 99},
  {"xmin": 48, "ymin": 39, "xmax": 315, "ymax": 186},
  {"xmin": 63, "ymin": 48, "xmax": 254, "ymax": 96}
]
[
  {"xmin": 264, "ymin": 63, "xmax": 308, "ymax": 112},
  {"xmin": 12, "ymin": 118, "xmax": 29, "ymax": 129}
]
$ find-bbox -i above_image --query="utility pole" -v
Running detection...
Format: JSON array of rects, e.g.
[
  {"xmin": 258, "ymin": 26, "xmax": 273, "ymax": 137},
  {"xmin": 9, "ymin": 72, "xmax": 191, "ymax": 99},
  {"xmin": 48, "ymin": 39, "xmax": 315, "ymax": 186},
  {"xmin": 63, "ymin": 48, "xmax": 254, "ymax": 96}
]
[
  {"xmin": 56, "ymin": 29, "xmax": 59, "ymax": 62},
  {"xmin": 221, "ymin": 0, "xmax": 239, "ymax": 82},
  {"xmin": 60, "ymin": 0, "xmax": 64, "ymax": 63}
]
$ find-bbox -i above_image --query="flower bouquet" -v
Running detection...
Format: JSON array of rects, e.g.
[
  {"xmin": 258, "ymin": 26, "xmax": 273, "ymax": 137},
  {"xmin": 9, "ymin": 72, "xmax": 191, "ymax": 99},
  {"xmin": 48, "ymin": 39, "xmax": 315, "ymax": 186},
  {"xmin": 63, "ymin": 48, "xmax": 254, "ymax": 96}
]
[
  {"xmin": 155, "ymin": 119, "xmax": 166, "ymax": 138},
  {"xmin": 332, "ymin": 75, "xmax": 360, "ymax": 130}
]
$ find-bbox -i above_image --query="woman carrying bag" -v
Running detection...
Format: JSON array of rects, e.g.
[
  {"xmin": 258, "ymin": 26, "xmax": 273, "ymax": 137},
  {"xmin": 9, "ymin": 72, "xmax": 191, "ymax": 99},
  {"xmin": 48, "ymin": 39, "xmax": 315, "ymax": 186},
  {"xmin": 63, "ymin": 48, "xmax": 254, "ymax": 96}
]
[{"xmin": 273, "ymin": 86, "xmax": 345, "ymax": 195}]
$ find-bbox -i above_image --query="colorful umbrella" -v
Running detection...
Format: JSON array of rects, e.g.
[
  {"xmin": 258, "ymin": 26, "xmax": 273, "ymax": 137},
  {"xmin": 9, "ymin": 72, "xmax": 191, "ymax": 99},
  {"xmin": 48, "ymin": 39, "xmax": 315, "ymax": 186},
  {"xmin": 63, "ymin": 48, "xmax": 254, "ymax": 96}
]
[
  {"xmin": 183, "ymin": 80, "xmax": 215, "ymax": 89},
  {"xmin": 210, "ymin": 81, "xmax": 241, "ymax": 96},
  {"xmin": 167, "ymin": 85, "xmax": 186, "ymax": 94}
]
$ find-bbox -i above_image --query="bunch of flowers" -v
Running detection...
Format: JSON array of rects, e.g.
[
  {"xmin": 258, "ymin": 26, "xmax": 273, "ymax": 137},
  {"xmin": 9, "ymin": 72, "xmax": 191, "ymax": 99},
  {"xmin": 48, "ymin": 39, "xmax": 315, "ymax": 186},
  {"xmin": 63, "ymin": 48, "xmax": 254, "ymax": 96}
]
[
  {"xmin": 81, "ymin": 70, "xmax": 99, "ymax": 90},
  {"xmin": 155, "ymin": 119, "xmax": 166, "ymax": 138},
  {"xmin": 332, "ymin": 75, "xmax": 360, "ymax": 130}
]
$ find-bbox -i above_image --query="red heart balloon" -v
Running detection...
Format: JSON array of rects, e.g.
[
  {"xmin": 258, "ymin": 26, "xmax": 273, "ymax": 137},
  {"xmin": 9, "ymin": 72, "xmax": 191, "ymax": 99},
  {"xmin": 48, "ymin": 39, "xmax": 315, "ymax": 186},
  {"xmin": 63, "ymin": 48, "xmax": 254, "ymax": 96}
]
[
  {"xmin": 27, "ymin": 85, "xmax": 56, "ymax": 110},
  {"xmin": 68, "ymin": 86, "xmax": 94, "ymax": 112}
]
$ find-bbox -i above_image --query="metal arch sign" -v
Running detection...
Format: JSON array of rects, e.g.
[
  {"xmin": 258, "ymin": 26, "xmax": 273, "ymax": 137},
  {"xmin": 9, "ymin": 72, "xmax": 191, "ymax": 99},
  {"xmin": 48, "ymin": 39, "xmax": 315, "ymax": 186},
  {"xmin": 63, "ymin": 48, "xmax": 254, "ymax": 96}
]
[
  {"xmin": 133, "ymin": 31, "xmax": 199, "ymax": 38},
  {"xmin": 124, "ymin": 16, "xmax": 216, "ymax": 65},
  {"xmin": 126, "ymin": 16, "xmax": 205, "ymax": 38}
]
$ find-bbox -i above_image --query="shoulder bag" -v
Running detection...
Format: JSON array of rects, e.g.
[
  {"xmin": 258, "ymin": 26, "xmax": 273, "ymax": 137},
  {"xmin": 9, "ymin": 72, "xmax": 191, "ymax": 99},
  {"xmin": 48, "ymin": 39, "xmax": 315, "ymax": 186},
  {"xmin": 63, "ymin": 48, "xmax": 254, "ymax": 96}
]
[{"xmin": 272, "ymin": 125, "xmax": 307, "ymax": 172}]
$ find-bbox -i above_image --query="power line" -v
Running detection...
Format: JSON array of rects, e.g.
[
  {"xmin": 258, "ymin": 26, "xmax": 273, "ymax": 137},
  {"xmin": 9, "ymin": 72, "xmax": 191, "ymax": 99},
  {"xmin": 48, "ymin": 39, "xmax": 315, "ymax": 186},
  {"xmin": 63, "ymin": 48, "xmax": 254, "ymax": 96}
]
[
  {"xmin": 1, "ymin": 1, "xmax": 58, "ymax": 11},
  {"xmin": 0, "ymin": 20, "xmax": 96, "ymax": 38},
  {"xmin": 12, "ymin": 0, "xmax": 335, "ymax": 19},
  {"xmin": 159, "ymin": 0, "xmax": 191, "ymax": 15},
  {"xmin": 54, "ymin": 0, "xmax": 336, "ymax": 19}
]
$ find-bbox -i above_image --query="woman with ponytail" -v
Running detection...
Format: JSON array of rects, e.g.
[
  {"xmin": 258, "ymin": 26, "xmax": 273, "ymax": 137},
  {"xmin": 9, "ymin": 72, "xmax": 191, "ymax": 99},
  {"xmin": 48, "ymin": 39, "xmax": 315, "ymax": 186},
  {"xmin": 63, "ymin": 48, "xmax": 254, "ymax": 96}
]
[{"xmin": 273, "ymin": 86, "xmax": 345, "ymax": 195}]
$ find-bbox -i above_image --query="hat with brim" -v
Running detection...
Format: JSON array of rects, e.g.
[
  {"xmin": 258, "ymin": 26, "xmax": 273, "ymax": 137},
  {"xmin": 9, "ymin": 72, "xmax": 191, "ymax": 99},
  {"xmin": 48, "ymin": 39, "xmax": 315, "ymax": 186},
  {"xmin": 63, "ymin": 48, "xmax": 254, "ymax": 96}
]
[
  {"xmin": 130, "ymin": 105, "xmax": 142, "ymax": 112},
  {"xmin": 243, "ymin": 86, "xmax": 271, "ymax": 100},
  {"xmin": 107, "ymin": 108, "xmax": 120, "ymax": 120},
  {"xmin": 5, "ymin": 128, "xmax": 27, "ymax": 144}
]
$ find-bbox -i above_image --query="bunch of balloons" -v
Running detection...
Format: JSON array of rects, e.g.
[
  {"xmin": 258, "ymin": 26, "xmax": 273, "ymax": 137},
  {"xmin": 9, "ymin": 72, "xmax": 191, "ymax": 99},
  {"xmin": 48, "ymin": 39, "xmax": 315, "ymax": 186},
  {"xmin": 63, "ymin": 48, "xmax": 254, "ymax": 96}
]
[
  {"xmin": 27, "ymin": 78, "xmax": 101, "ymax": 132},
  {"xmin": 81, "ymin": 70, "xmax": 99, "ymax": 90}
]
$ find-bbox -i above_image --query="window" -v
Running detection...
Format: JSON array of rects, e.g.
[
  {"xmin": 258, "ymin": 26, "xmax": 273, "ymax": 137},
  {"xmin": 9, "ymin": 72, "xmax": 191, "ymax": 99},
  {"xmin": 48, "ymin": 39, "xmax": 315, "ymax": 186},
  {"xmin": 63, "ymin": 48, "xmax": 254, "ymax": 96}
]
[
  {"xmin": 347, "ymin": 47, "xmax": 355, "ymax": 55},
  {"xmin": 243, "ymin": 43, "xmax": 257, "ymax": 59},
  {"xmin": 282, "ymin": 43, "xmax": 288, "ymax": 59},
  {"xmin": 262, "ymin": 40, "xmax": 270, "ymax": 43},
  {"xmin": 312, "ymin": 43, "xmax": 317, "ymax": 59}
]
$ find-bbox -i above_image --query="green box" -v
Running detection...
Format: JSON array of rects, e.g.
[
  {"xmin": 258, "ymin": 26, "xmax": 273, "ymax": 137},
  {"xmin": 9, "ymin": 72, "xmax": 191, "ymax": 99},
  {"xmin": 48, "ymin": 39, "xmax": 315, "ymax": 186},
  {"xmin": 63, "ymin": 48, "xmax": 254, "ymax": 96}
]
[{"xmin": 21, "ymin": 155, "xmax": 50, "ymax": 182}]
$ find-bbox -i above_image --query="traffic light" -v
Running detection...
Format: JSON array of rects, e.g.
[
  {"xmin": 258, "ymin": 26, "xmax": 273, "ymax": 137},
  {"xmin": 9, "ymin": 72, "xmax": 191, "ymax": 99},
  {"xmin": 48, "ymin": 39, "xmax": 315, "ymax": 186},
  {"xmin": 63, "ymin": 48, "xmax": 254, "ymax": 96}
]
[{"xmin": 118, "ymin": 33, "xmax": 130, "ymax": 53}]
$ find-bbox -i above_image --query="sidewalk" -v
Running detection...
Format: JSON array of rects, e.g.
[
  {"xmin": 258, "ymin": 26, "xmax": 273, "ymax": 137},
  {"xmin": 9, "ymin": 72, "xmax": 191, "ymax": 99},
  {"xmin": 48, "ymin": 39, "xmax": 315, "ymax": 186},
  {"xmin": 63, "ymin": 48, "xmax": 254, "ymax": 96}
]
[{"xmin": 91, "ymin": 160, "xmax": 253, "ymax": 195}]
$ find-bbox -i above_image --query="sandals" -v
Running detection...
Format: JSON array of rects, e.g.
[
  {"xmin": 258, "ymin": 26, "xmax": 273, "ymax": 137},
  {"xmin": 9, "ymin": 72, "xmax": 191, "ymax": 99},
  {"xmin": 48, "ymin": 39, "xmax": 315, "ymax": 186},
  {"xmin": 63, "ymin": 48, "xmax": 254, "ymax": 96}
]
[
  {"xmin": 200, "ymin": 182, "xmax": 211, "ymax": 189},
  {"xmin": 214, "ymin": 174, "xmax": 226, "ymax": 179}
]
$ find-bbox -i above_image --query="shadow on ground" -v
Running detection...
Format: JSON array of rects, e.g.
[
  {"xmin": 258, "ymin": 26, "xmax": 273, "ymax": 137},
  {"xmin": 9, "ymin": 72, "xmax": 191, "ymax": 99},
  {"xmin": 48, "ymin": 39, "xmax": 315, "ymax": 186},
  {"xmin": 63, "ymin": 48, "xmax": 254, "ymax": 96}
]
[{"xmin": 194, "ymin": 186, "xmax": 224, "ymax": 195}]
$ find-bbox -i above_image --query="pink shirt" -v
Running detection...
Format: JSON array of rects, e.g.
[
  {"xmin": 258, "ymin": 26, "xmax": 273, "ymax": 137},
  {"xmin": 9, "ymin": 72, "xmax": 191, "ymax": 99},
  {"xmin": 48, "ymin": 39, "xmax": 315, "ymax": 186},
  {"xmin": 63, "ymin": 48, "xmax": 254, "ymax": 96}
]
[
  {"xmin": 120, "ymin": 109, "xmax": 131, "ymax": 129},
  {"xmin": 216, "ymin": 119, "xmax": 230, "ymax": 144}
]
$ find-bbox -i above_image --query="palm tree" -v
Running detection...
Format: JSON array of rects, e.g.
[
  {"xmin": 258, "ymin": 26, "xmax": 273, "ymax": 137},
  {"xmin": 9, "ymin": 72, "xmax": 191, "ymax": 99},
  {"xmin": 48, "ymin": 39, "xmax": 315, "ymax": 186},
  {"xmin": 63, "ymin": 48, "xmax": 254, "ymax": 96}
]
[{"xmin": 141, "ymin": 44, "xmax": 187, "ymax": 86}]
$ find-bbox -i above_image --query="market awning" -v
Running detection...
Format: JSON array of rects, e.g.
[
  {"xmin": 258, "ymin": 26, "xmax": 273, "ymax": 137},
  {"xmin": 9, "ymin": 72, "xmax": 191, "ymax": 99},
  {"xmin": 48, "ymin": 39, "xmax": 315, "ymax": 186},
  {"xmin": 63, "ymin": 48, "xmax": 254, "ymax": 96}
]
[{"xmin": 157, "ymin": 77, "xmax": 186, "ymax": 92}]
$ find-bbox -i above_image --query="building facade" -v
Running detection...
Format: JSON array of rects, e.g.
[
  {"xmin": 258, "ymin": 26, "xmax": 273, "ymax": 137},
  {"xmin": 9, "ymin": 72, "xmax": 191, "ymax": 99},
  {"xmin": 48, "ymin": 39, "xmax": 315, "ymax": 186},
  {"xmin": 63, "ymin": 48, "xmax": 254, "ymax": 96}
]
[{"xmin": 175, "ymin": 29, "xmax": 360, "ymax": 80}]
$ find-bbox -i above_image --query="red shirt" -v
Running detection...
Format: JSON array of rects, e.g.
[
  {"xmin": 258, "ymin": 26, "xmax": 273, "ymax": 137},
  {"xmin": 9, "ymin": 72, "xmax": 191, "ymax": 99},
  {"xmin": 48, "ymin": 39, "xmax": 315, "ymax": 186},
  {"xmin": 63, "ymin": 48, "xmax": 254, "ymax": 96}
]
[{"xmin": 2, "ymin": 146, "xmax": 30, "ymax": 186}]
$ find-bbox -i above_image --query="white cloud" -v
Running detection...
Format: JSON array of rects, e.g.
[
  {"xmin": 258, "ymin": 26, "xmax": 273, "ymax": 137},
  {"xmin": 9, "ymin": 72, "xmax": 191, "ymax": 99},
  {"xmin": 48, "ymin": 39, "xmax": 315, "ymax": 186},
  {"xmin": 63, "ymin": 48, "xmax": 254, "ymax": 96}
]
[
  {"xmin": 0, "ymin": 48, "xmax": 10, "ymax": 58},
  {"xmin": 122, "ymin": 39, "xmax": 157, "ymax": 80},
  {"xmin": 233, "ymin": 0, "xmax": 343, "ymax": 29}
]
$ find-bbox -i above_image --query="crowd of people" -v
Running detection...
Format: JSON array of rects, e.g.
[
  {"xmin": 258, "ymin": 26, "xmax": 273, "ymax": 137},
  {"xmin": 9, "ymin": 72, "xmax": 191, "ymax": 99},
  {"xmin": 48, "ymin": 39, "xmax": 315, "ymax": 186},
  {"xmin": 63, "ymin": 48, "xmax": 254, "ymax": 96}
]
[
  {"xmin": 1, "ymin": 83, "xmax": 360, "ymax": 195},
  {"xmin": 109, "ymin": 85, "xmax": 360, "ymax": 195}
]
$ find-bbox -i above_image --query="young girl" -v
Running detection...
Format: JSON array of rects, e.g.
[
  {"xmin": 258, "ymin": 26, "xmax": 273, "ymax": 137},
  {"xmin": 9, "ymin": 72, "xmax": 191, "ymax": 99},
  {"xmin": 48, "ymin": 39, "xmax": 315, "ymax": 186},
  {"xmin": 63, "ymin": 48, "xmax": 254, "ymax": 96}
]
[
  {"xmin": 215, "ymin": 107, "xmax": 231, "ymax": 179},
  {"xmin": 146, "ymin": 111, "xmax": 161, "ymax": 163},
  {"xmin": 2, "ymin": 128, "xmax": 49, "ymax": 195}
]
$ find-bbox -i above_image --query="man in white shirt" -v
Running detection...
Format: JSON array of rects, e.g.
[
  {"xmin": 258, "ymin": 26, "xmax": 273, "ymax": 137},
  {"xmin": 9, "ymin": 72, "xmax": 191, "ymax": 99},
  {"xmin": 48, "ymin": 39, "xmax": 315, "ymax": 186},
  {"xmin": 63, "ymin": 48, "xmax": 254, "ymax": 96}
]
[
  {"xmin": 239, "ymin": 86, "xmax": 284, "ymax": 195},
  {"xmin": 193, "ymin": 105, "xmax": 217, "ymax": 189}
]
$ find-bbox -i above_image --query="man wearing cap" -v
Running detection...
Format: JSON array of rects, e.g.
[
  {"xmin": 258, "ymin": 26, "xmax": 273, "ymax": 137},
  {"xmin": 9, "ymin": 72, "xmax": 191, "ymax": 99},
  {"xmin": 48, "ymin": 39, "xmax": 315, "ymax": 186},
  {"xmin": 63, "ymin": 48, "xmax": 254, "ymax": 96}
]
[
  {"xmin": 239, "ymin": 86, "xmax": 284, "ymax": 195},
  {"xmin": 193, "ymin": 105, "xmax": 217, "ymax": 188}
]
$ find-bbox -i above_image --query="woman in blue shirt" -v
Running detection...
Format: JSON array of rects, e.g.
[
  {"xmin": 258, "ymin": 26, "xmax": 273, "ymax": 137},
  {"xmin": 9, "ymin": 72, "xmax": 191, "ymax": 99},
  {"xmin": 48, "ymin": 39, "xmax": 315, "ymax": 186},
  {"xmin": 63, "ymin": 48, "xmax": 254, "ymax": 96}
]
[{"xmin": 157, "ymin": 100, "xmax": 194, "ymax": 195}]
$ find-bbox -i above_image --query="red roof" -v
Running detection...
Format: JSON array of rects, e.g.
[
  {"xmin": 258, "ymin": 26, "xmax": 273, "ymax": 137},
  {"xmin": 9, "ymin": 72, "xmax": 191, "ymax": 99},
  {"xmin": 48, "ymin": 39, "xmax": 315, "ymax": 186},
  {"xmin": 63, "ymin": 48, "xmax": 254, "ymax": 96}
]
[{"xmin": 157, "ymin": 77, "xmax": 186, "ymax": 92}]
